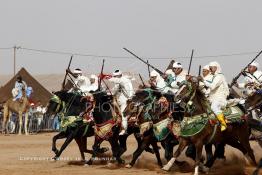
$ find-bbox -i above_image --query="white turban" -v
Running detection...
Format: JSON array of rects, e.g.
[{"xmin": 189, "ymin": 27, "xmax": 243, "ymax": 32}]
[
  {"xmin": 113, "ymin": 69, "xmax": 122, "ymax": 76},
  {"xmin": 203, "ymin": 65, "xmax": 210, "ymax": 70},
  {"xmin": 209, "ymin": 61, "xmax": 222, "ymax": 73},
  {"xmin": 90, "ymin": 74, "xmax": 97, "ymax": 79},
  {"xmin": 173, "ymin": 62, "xmax": 183, "ymax": 68},
  {"xmin": 150, "ymin": 70, "xmax": 160, "ymax": 77},
  {"xmin": 73, "ymin": 68, "xmax": 82, "ymax": 74},
  {"xmin": 250, "ymin": 61, "xmax": 259, "ymax": 68}
]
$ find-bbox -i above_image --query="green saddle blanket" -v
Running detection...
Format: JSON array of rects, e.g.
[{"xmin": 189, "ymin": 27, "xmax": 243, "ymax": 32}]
[
  {"xmin": 180, "ymin": 106, "xmax": 244, "ymax": 137},
  {"xmin": 153, "ymin": 118, "xmax": 171, "ymax": 141}
]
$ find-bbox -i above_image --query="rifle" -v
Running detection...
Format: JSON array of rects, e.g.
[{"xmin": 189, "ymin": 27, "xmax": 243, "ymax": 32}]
[
  {"xmin": 139, "ymin": 74, "xmax": 146, "ymax": 87},
  {"xmin": 198, "ymin": 65, "xmax": 202, "ymax": 76},
  {"xmin": 229, "ymin": 50, "xmax": 262, "ymax": 88},
  {"xmin": 123, "ymin": 48, "xmax": 164, "ymax": 75},
  {"xmin": 61, "ymin": 55, "xmax": 73, "ymax": 90},
  {"xmin": 147, "ymin": 60, "xmax": 150, "ymax": 78},
  {"xmin": 187, "ymin": 49, "xmax": 194, "ymax": 75},
  {"xmin": 98, "ymin": 59, "xmax": 105, "ymax": 91}
]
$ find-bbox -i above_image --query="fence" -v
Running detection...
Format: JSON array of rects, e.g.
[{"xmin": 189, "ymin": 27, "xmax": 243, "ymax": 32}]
[{"xmin": 0, "ymin": 112, "xmax": 57, "ymax": 134}]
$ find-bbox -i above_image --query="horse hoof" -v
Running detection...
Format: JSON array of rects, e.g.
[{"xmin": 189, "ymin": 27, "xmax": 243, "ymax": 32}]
[
  {"xmin": 201, "ymin": 166, "xmax": 209, "ymax": 174},
  {"xmin": 83, "ymin": 164, "xmax": 90, "ymax": 167},
  {"xmin": 125, "ymin": 164, "xmax": 132, "ymax": 169},
  {"xmin": 162, "ymin": 164, "xmax": 171, "ymax": 171},
  {"xmin": 107, "ymin": 162, "xmax": 114, "ymax": 168}
]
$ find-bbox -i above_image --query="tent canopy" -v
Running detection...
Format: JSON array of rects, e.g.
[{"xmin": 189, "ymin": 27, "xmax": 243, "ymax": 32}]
[{"xmin": 0, "ymin": 67, "xmax": 52, "ymax": 105}]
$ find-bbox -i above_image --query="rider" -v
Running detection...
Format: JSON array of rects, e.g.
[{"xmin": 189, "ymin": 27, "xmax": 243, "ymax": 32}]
[
  {"xmin": 12, "ymin": 75, "xmax": 27, "ymax": 101},
  {"xmin": 237, "ymin": 61, "xmax": 262, "ymax": 96},
  {"xmin": 170, "ymin": 62, "xmax": 187, "ymax": 94},
  {"xmin": 110, "ymin": 70, "xmax": 134, "ymax": 135},
  {"xmin": 149, "ymin": 70, "xmax": 168, "ymax": 93},
  {"xmin": 199, "ymin": 65, "xmax": 213, "ymax": 97},
  {"xmin": 67, "ymin": 68, "xmax": 90, "ymax": 95},
  {"xmin": 203, "ymin": 62, "xmax": 229, "ymax": 131},
  {"xmin": 87, "ymin": 74, "xmax": 99, "ymax": 92}
]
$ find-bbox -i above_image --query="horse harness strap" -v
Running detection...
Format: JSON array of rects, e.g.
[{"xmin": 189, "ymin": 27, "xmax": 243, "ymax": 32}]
[{"xmin": 207, "ymin": 123, "xmax": 218, "ymax": 144}]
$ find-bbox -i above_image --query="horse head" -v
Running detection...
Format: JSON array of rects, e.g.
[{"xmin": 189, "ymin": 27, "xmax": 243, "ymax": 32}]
[
  {"xmin": 245, "ymin": 90, "xmax": 262, "ymax": 110},
  {"xmin": 174, "ymin": 76, "xmax": 207, "ymax": 116}
]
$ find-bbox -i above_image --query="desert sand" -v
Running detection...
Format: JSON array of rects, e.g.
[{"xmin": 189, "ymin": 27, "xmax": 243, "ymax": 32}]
[{"xmin": 0, "ymin": 133, "xmax": 260, "ymax": 175}]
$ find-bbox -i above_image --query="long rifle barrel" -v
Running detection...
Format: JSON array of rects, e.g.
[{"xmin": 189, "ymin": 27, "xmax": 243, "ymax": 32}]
[
  {"xmin": 62, "ymin": 55, "xmax": 73, "ymax": 90},
  {"xmin": 187, "ymin": 49, "xmax": 194, "ymax": 75},
  {"xmin": 123, "ymin": 47, "xmax": 164, "ymax": 75}
]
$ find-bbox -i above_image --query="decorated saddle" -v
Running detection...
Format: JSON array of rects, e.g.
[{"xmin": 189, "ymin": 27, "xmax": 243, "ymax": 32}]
[{"xmin": 171, "ymin": 105, "xmax": 245, "ymax": 137}]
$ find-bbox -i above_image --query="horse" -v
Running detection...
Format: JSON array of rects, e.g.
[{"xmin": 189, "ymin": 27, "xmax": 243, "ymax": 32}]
[
  {"xmin": 162, "ymin": 77, "xmax": 257, "ymax": 175},
  {"xmin": 2, "ymin": 90, "xmax": 29, "ymax": 135},
  {"xmin": 123, "ymin": 88, "xmax": 180, "ymax": 168},
  {"xmin": 45, "ymin": 90, "xmax": 108, "ymax": 161},
  {"xmin": 85, "ymin": 90, "xmax": 125, "ymax": 166},
  {"xmin": 244, "ymin": 90, "xmax": 262, "ymax": 148}
]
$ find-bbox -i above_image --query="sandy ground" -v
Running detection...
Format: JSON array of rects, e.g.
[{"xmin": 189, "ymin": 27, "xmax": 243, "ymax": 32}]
[{"xmin": 0, "ymin": 133, "xmax": 261, "ymax": 175}]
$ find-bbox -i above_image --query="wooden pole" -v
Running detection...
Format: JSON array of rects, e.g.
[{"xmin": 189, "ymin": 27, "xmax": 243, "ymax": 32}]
[{"xmin": 13, "ymin": 46, "xmax": 16, "ymax": 76}]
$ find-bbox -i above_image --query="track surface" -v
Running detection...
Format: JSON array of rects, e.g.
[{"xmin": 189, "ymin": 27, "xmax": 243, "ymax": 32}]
[{"xmin": 0, "ymin": 133, "xmax": 260, "ymax": 175}]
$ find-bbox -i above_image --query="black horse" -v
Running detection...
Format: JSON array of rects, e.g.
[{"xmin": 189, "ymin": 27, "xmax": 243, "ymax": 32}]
[
  {"xmin": 85, "ymin": 90, "xmax": 125, "ymax": 166},
  {"xmin": 46, "ymin": 90, "xmax": 108, "ymax": 161},
  {"xmin": 123, "ymin": 88, "xmax": 181, "ymax": 168}
]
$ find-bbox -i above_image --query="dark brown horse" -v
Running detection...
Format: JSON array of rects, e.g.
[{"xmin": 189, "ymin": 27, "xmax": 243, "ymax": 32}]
[
  {"xmin": 245, "ymin": 90, "xmax": 262, "ymax": 148},
  {"xmin": 162, "ymin": 77, "xmax": 257, "ymax": 175},
  {"xmin": 124, "ymin": 88, "xmax": 180, "ymax": 168}
]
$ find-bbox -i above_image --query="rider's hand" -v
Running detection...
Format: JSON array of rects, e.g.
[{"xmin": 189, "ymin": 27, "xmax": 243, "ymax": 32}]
[{"xmin": 197, "ymin": 76, "xmax": 204, "ymax": 82}]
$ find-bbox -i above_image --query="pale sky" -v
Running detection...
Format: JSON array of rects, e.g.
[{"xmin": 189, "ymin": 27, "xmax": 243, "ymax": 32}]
[{"xmin": 0, "ymin": 0, "xmax": 261, "ymax": 81}]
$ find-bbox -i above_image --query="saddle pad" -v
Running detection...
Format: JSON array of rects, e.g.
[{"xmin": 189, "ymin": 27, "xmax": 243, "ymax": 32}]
[
  {"xmin": 180, "ymin": 114, "xmax": 209, "ymax": 137},
  {"xmin": 60, "ymin": 116, "xmax": 82, "ymax": 131},
  {"xmin": 95, "ymin": 122, "xmax": 114, "ymax": 140},
  {"xmin": 153, "ymin": 118, "xmax": 170, "ymax": 141},
  {"xmin": 139, "ymin": 121, "xmax": 153, "ymax": 135}
]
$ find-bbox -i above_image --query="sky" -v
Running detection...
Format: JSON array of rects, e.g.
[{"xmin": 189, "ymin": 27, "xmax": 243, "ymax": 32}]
[{"xmin": 0, "ymin": 0, "xmax": 262, "ymax": 81}]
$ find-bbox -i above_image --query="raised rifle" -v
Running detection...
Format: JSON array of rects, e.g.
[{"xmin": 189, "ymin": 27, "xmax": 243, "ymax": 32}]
[
  {"xmin": 147, "ymin": 60, "xmax": 150, "ymax": 78},
  {"xmin": 123, "ymin": 48, "xmax": 164, "ymax": 76},
  {"xmin": 229, "ymin": 50, "xmax": 262, "ymax": 88},
  {"xmin": 187, "ymin": 49, "xmax": 194, "ymax": 75},
  {"xmin": 139, "ymin": 74, "xmax": 146, "ymax": 87},
  {"xmin": 98, "ymin": 59, "xmax": 105, "ymax": 91},
  {"xmin": 61, "ymin": 55, "xmax": 73, "ymax": 90}
]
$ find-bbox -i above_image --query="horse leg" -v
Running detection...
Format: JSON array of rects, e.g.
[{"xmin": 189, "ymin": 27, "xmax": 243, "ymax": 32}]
[
  {"xmin": 53, "ymin": 130, "xmax": 77, "ymax": 160},
  {"xmin": 109, "ymin": 135, "xmax": 125, "ymax": 165},
  {"xmin": 85, "ymin": 138, "xmax": 102, "ymax": 165},
  {"xmin": 135, "ymin": 132, "xmax": 154, "ymax": 154},
  {"xmin": 126, "ymin": 135, "xmax": 152, "ymax": 168},
  {"xmin": 194, "ymin": 141, "xmax": 204, "ymax": 175},
  {"xmin": 238, "ymin": 133, "xmax": 257, "ymax": 166},
  {"xmin": 162, "ymin": 134, "xmax": 178, "ymax": 161},
  {"xmin": 119, "ymin": 134, "xmax": 128, "ymax": 156},
  {"xmin": 204, "ymin": 144, "xmax": 215, "ymax": 169},
  {"xmin": 52, "ymin": 132, "xmax": 66, "ymax": 155},
  {"xmin": 151, "ymin": 139, "xmax": 162, "ymax": 167},
  {"xmin": 75, "ymin": 137, "xmax": 86, "ymax": 162},
  {"xmin": 24, "ymin": 112, "xmax": 29, "ymax": 135},
  {"xmin": 162, "ymin": 139, "xmax": 188, "ymax": 171}
]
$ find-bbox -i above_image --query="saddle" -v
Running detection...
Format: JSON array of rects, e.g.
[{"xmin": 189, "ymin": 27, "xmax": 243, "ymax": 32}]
[{"xmin": 171, "ymin": 105, "xmax": 246, "ymax": 137}]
